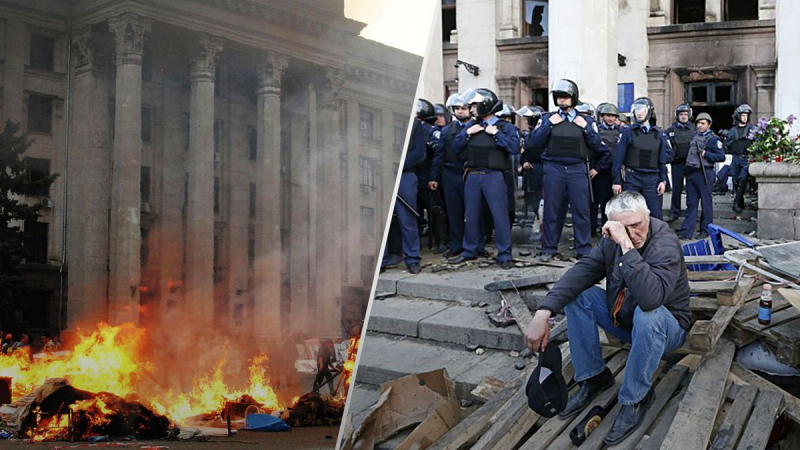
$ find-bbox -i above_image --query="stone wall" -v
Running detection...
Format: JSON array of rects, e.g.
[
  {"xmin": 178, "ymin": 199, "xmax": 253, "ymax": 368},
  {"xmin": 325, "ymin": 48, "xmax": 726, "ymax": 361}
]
[{"xmin": 749, "ymin": 162, "xmax": 800, "ymax": 240}]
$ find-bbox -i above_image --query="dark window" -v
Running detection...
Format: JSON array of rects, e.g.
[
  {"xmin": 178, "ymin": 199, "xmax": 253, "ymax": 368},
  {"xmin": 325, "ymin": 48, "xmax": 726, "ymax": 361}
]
[
  {"xmin": 249, "ymin": 182, "xmax": 256, "ymax": 219},
  {"xmin": 359, "ymin": 108, "xmax": 375, "ymax": 141},
  {"xmin": 24, "ymin": 157, "xmax": 51, "ymax": 197},
  {"xmin": 688, "ymin": 82, "xmax": 735, "ymax": 106},
  {"xmin": 360, "ymin": 157, "xmax": 375, "ymax": 188},
  {"xmin": 24, "ymin": 220, "xmax": 48, "ymax": 264},
  {"xmin": 249, "ymin": 127, "xmax": 258, "ymax": 161},
  {"xmin": 183, "ymin": 114, "xmax": 190, "ymax": 149},
  {"xmin": 715, "ymin": 84, "xmax": 732, "ymax": 104},
  {"xmin": 531, "ymin": 88, "xmax": 548, "ymax": 109},
  {"xmin": 689, "ymin": 84, "xmax": 709, "ymax": 104},
  {"xmin": 361, "ymin": 254, "xmax": 376, "ymax": 286},
  {"xmin": 140, "ymin": 228, "xmax": 149, "ymax": 268},
  {"xmin": 140, "ymin": 166, "xmax": 151, "ymax": 204},
  {"xmin": 27, "ymin": 94, "xmax": 52, "ymax": 133},
  {"xmin": 248, "ymin": 238, "xmax": 255, "ymax": 270},
  {"xmin": 442, "ymin": 2, "xmax": 456, "ymax": 42},
  {"xmin": 141, "ymin": 107, "xmax": 152, "ymax": 143},
  {"xmin": 523, "ymin": 1, "xmax": 549, "ymax": 37},
  {"xmin": 617, "ymin": 83, "xmax": 634, "ymax": 113},
  {"xmin": 142, "ymin": 43, "xmax": 152, "ymax": 82},
  {"xmin": 214, "ymin": 177, "xmax": 220, "ymax": 214},
  {"xmin": 361, "ymin": 206, "xmax": 375, "ymax": 237},
  {"xmin": 29, "ymin": 34, "xmax": 54, "ymax": 71},
  {"xmin": 726, "ymin": 0, "xmax": 758, "ymax": 21},
  {"xmin": 674, "ymin": 0, "xmax": 705, "ymax": 24},
  {"xmin": 393, "ymin": 116, "xmax": 407, "ymax": 150}
]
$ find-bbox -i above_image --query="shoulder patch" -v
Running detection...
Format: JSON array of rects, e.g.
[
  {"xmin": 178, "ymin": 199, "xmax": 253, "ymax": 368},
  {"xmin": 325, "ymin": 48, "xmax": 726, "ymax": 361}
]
[
  {"xmin": 433, "ymin": 130, "xmax": 441, "ymax": 139},
  {"xmin": 669, "ymin": 131, "xmax": 675, "ymax": 137},
  {"xmin": 717, "ymin": 140, "xmax": 723, "ymax": 149},
  {"xmin": 592, "ymin": 122, "xmax": 599, "ymax": 133}
]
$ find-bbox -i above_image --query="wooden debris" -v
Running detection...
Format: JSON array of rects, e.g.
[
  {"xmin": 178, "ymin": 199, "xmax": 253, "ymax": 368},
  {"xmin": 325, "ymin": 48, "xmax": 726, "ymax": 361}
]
[
  {"xmin": 484, "ymin": 270, "xmax": 567, "ymax": 292},
  {"xmin": 728, "ymin": 362, "xmax": 800, "ymax": 424},
  {"xmin": 470, "ymin": 377, "xmax": 506, "ymax": 403},
  {"xmin": 497, "ymin": 290, "xmax": 534, "ymax": 336},
  {"xmin": 734, "ymin": 389, "xmax": 785, "ymax": 450},
  {"xmin": 708, "ymin": 385, "xmax": 758, "ymax": 450}
]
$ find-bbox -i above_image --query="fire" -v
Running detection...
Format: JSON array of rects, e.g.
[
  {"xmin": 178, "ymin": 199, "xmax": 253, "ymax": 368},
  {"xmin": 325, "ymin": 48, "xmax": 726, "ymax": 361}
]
[
  {"xmin": 341, "ymin": 336, "xmax": 360, "ymax": 394},
  {"xmin": 25, "ymin": 410, "xmax": 70, "ymax": 443}
]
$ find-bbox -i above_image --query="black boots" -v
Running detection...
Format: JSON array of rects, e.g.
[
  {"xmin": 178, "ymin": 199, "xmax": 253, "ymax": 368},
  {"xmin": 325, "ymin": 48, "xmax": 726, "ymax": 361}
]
[
  {"xmin": 559, "ymin": 367, "xmax": 614, "ymax": 419},
  {"xmin": 604, "ymin": 389, "xmax": 655, "ymax": 445}
]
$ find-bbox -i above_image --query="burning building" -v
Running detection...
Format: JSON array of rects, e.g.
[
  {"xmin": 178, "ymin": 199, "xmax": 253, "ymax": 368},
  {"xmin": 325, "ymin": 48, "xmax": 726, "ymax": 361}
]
[{"xmin": 1, "ymin": 0, "xmax": 421, "ymax": 340}]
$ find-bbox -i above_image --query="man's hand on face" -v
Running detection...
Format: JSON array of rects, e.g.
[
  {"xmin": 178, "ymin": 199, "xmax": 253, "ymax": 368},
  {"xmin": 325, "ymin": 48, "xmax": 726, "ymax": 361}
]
[
  {"xmin": 574, "ymin": 115, "xmax": 588, "ymax": 129},
  {"xmin": 656, "ymin": 182, "xmax": 666, "ymax": 196},
  {"xmin": 549, "ymin": 114, "xmax": 563, "ymax": 125},
  {"xmin": 602, "ymin": 220, "xmax": 634, "ymax": 252},
  {"xmin": 524, "ymin": 309, "xmax": 552, "ymax": 352},
  {"xmin": 467, "ymin": 124, "xmax": 484, "ymax": 135}
]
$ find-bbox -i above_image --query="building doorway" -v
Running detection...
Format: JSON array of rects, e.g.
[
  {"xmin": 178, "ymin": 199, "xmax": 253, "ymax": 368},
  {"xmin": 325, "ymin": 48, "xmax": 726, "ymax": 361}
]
[{"xmin": 686, "ymin": 81, "xmax": 737, "ymax": 133}]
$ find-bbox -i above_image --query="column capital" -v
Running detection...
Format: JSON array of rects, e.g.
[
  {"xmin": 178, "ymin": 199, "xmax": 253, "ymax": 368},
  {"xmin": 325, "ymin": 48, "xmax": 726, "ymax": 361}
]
[
  {"xmin": 317, "ymin": 67, "xmax": 345, "ymax": 109},
  {"xmin": 190, "ymin": 34, "xmax": 225, "ymax": 82},
  {"xmin": 256, "ymin": 51, "xmax": 290, "ymax": 95},
  {"xmin": 72, "ymin": 26, "xmax": 96, "ymax": 73},
  {"xmin": 108, "ymin": 12, "xmax": 152, "ymax": 66}
]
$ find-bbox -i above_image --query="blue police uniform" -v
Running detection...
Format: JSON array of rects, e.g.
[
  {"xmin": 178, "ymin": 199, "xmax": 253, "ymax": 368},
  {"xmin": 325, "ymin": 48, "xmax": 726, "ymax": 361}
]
[
  {"xmin": 386, "ymin": 119, "xmax": 429, "ymax": 267},
  {"xmin": 613, "ymin": 122, "xmax": 669, "ymax": 220},
  {"xmin": 592, "ymin": 121, "xmax": 618, "ymax": 231},
  {"xmin": 678, "ymin": 129, "xmax": 726, "ymax": 239},
  {"xmin": 725, "ymin": 124, "xmax": 755, "ymax": 182},
  {"xmin": 665, "ymin": 121, "xmax": 696, "ymax": 220},
  {"xmin": 431, "ymin": 119, "xmax": 473, "ymax": 255},
  {"xmin": 529, "ymin": 110, "xmax": 603, "ymax": 257},
  {"xmin": 452, "ymin": 116, "xmax": 520, "ymax": 262},
  {"xmin": 523, "ymin": 129, "xmax": 545, "ymax": 222}
]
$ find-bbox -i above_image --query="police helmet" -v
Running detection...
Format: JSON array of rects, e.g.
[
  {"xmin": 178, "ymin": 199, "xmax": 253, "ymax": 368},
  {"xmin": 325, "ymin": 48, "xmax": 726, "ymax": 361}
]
[
  {"xmin": 465, "ymin": 88, "xmax": 503, "ymax": 117},
  {"xmin": 696, "ymin": 112, "xmax": 713, "ymax": 124},
  {"xmin": 675, "ymin": 103, "xmax": 693, "ymax": 122},
  {"xmin": 596, "ymin": 103, "xmax": 619, "ymax": 121},
  {"xmin": 630, "ymin": 97, "xmax": 654, "ymax": 124},
  {"xmin": 496, "ymin": 104, "xmax": 517, "ymax": 124},
  {"xmin": 416, "ymin": 98, "xmax": 436, "ymax": 124},
  {"xmin": 517, "ymin": 105, "xmax": 544, "ymax": 128},
  {"xmin": 733, "ymin": 104, "xmax": 753, "ymax": 124},
  {"xmin": 445, "ymin": 93, "xmax": 468, "ymax": 112},
  {"xmin": 434, "ymin": 103, "xmax": 451, "ymax": 125},
  {"xmin": 550, "ymin": 79, "xmax": 579, "ymax": 107},
  {"xmin": 575, "ymin": 101, "xmax": 595, "ymax": 117}
]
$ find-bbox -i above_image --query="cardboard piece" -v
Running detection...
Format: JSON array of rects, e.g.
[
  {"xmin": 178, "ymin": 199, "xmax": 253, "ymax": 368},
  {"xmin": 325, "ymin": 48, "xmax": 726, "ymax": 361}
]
[{"xmin": 342, "ymin": 369, "xmax": 460, "ymax": 450}]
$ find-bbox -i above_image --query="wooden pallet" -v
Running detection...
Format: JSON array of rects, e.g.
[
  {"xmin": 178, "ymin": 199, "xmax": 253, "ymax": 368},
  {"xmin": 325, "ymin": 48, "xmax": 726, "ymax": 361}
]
[{"xmin": 726, "ymin": 287, "xmax": 800, "ymax": 366}]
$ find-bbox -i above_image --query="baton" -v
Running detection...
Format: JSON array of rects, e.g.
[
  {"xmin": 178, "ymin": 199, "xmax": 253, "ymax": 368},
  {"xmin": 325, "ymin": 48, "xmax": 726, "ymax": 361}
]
[
  {"xmin": 428, "ymin": 190, "xmax": 434, "ymax": 250},
  {"xmin": 396, "ymin": 194, "xmax": 421, "ymax": 218},
  {"xmin": 586, "ymin": 161, "xmax": 595, "ymax": 204}
]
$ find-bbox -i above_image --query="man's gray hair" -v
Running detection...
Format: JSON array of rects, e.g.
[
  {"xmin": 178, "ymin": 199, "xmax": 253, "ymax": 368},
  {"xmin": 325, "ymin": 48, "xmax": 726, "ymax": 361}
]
[{"xmin": 605, "ymin": 191, "xmax": 650, "ymax": 218}]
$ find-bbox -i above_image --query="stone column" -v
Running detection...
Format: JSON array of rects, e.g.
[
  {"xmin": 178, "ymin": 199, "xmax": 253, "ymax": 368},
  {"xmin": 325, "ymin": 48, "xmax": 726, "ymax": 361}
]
[
  {"xmin": 759, "ymin": 0, "xmax": 777, "ymax": 20},
  {"xmin": 107, "ymin": 13, "xmax": 151, "ymax": 325},
  {"xmin": 497, "ymin": 0, "xmax": 519, "ymax": 40},
  {"xmin": 315, "ymin": 67, "xmax": 345, "ymax": 338},
  {"xmin": 253, "ymin": 51, "xmax": 289, "ymax": 338},
  {"xmin": 752, "ymin": 64, "xmax": 776, "ymax": 120},
  {"xmin": 548, "ymin": 0, "xmax": 619, "ymax": 106},
  {"xmin": 289, "ymin": 110, "xmax": 311, "ymax": 335},
  {"xmin": 2, "ymin": 19, "xmax": 25, "ymax": 124},
  {"xmin": 185, "ymin": 34, "xmax": 223, "ymax": 331},
  {"xmin": 705, "ymin": 0, "xmax": 722, "ymax": 22},
  {"xmin": 496, "ymin": 77, "xmax": 517, "ymax": 107},
  {"xmin": 775, "ymin": 0, "xmax": 800, "ymax": 121},
  {"xmin": 456, "ymin": 0, "xmax": 499, "ymax": 92},
  {"xmin": 66, "ymin": 26, "xmax": 113, "ymax": 329},
  {"xmin": 646, "ymin": 67, "xmax": 670, "ymax": 128},
  {"xmin": 648, "ymin": 0, "xmax": 669, "ymax": 26}
]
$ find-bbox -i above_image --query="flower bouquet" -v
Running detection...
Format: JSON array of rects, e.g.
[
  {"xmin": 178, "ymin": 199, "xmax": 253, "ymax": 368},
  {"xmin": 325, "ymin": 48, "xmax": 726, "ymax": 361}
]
[{"xmin": 747, "ymin": 114, "xmax": 800, "ymax": 163}]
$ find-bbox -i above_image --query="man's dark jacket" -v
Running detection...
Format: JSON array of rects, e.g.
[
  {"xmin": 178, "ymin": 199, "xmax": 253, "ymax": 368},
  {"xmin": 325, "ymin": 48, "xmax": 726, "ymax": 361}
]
[{"xmin": 538, "ymin": 218, "xmax": 691, "ymax": 332}]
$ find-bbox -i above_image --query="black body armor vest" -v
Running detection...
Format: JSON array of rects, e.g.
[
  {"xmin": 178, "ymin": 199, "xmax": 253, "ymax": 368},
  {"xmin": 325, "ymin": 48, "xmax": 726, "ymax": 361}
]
[{"xmin": 624, "ymin": 128, "xmax": 660, "ymax": 169}]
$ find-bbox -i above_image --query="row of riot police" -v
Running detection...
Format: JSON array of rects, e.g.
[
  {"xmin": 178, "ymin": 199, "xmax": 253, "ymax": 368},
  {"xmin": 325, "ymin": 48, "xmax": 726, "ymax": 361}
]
[{"xmin": 381, "ymin": 78, "xmax": 758, "ymax": 272}]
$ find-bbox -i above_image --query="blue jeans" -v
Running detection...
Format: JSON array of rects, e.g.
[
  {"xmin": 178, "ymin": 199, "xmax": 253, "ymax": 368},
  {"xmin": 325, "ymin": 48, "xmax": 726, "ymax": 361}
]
[{"xmin": 565, "ymin": 287, "xmax": 687, "ymax": 405}]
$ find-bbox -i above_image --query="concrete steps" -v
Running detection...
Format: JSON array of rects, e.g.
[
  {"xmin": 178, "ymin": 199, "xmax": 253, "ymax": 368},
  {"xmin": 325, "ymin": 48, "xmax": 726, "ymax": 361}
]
[{"xmin": 353, "ymin": 333, "xmax": 525, "ymax": 401}]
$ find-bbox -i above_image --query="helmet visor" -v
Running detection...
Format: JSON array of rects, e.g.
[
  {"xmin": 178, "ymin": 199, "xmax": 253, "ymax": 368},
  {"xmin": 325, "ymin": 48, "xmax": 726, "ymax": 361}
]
[{"xmin": 632, "ymin": 103, "xmax": 650, "ymax": 122}]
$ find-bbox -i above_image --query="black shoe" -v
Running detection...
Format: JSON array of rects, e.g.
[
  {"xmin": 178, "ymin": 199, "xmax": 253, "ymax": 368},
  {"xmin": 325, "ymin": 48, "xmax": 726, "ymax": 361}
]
[
  {"xmin": 665, "ymin": 215, "xmax": 678, "ymax": 223},
  {"xmin": 442, "ymin": 249, "xmax": 457, "ymax": 258},
  {"xmin": 539, "ymin": 253, "xmax": 554, "ymax": 263},
  {"xmin": 604, "ymin": 390, "xmax": 655, "ymax": 445},
  {"xmin": 433, "ymin": 244, "xmax": 447, "ymax": 254},
  {"xmin": 732, "ymin": 204, "xmax": 743, "ymax": 214},
  {"xmin": 500, "ymin": 260, "xmax": 513, "ymax": 270},
  {"xmin": 407, "ymin": 263, "xmax": 421, "ymax": 274},
  {"xmin": 559, "ymin": 368, "xmax": 614, "ymax": 419},
  {"xmin": 448, "ymin": 255, "xmax": 475, "ymax": 265},
  {"xmin": 478, "ymin": 250, "xmax": 491, "ymax": 258}
]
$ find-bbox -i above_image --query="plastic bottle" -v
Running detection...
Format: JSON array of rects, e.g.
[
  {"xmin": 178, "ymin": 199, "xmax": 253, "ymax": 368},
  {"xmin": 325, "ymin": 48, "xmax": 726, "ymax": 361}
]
[{"xmin": 758, "ymin": 284, "xmax": 773, "ymax": 325}]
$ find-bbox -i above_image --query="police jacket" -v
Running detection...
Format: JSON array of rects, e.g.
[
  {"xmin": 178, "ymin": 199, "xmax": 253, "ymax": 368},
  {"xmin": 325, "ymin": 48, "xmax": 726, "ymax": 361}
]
[
  {"xmin": 538, "ymin": 218, "xmax": 691, "ymax": 333},
  {"xmin": 725, "ymin": 124, "xmax": 756, "ymax": 156},
  {"xmin": 594, "ymin": 122, "xmax": 619, "ymax": 172},
  {"xmin": 529, "ymin": 111, "xmax": 602, "ymax": 167},
  {"xmin": 403, "ymin": 119, "xmax": 430, "ymax": 172},
  {"xmin": 523, "ymin": 129, "xmax": 546, "ymax": 164},
  {"xmin": 613, "ymin": 123, "xmax": 669, "ymax": 185},
  {"xmin": 452, "ymin": 116, "xmax": 520, "ymax": 170},
  {"xmin": 665, "ymin": 122, "xmax": 695, "ymax": 164},
  {"xmin": 430, "ymin": 119, "xmax": 468, "ymax": 181},
  {"xmin": 686, "ymin": 130, "xmax": 726, "ymax": 170}
]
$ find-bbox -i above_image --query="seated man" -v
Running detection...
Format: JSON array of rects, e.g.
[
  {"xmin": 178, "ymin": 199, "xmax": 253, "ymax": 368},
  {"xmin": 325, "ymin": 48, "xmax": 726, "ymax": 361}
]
[{"xmin": 524, "ymin": 191, "xmax": 690, "ymax": 445}]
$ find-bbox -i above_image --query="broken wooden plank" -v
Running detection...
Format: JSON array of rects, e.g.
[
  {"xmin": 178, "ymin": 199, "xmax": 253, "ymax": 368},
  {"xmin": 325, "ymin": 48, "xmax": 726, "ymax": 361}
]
[
  {"xmin": 470, "ymin": 377, "xmax": 506, "ymax": 403},
  {"xmin": 709, "ymin": 384, "xmax": 758, "ymax": 450},
  {"xmin": 688, "ymin": 305, "xmax": 740, "ymax": 353},
  {"xmin": 660, "ymin": 339, "xmax": 736, "ymax": 450},
  {"xmin": 685, "ymin": 255, "xmax": 730, "ymax": 264},
  {"xmin": 690, "ymin": 296, "xmax": 720, "ymax": 313},
  {"xmin": 498, "ymin": 290, "xmax": 534, "ymax": 337},
  {"xmin": 518, "ymin": 352, "xmax": 628, "ymax": 450},
  {"xmin": 585, "ymin": 364, "xmax": 689, "ymax": 450},
  {"xmin": 768, "ymin": 317, "xmax": 800, "ymax": 367},
  {"xmin": 717, "ymin": 277, "xmax": 757, "ymax": 307},
  {"xmin": 639, "ymin": 387, "xmax": 687, "ymax": 450},
  {"xmin": 689, "ymin": 280, "xmax": 737, "ymax": 294},
  {"xmin": 728, "ymin": 362, "xmax": 800, "ymax": 424},
  {"xmin": 688, "ymin": 270, "xmax": 739, "ymax": 281},
  {"xmin": 734, "ymin": 389, "xmax": 785, "ymax": 450},
  {"xmin": 484, "ymin": 270, "xmax": 567, "ymax": 292},
  {"xmin": 778, "ymin": 287, "xmax": 800, "ymax": 313}
]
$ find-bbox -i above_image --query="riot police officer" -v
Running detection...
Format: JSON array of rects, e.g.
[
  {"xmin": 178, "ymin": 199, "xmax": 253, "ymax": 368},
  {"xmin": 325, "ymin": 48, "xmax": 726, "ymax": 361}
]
[
  {"xmin": 678, "ymin": 113, "xmax": 726, "ymax": 239},
  {"xmin": 575, "ymin": 101, "xmax": 595, "ymax": 118},
  {"xmin": 383, "ymin": 99, "xmax": 436, "ymax": 274},
  {"xmin": 519, "ymin": 105, "xmax": 545, "ymax": 228},
  {"xmin": 592, "ymin": 102, "xmax": 620, "ymax": 233},
  {"xmin": 430, "ymin": 93, "xmax": 478, "ymax": 258},
  {"xmin": 613, "ymin": 97, "xmax": 669, "ymax": 220},
  {"xmin": 529, "ymin": 79, "xmax": 603, "ymax": 261},
  {"xmin": 665, "ymin": 104, "xmax": 696, "ymax": 222},
  {"xmin": 448, "ymin": 88, "xmax": 520, "ymax": 269},
  {"xmin": 497, "ymin": 103, "xmax": 521, "ymax": 226},
  {"xmin": 726, "ymin": 104, "xmax": 756, "ymax": 214}
]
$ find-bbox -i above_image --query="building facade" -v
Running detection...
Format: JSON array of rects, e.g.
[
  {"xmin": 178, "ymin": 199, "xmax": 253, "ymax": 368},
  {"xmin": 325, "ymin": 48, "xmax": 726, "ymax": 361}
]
[
  {"xmin": 430, "ymin": 0, "xmax": 797, "ymax": 134},
  {"xmin": 1, "ymin": 0, "xmax": 420, "ymax": 340}
]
